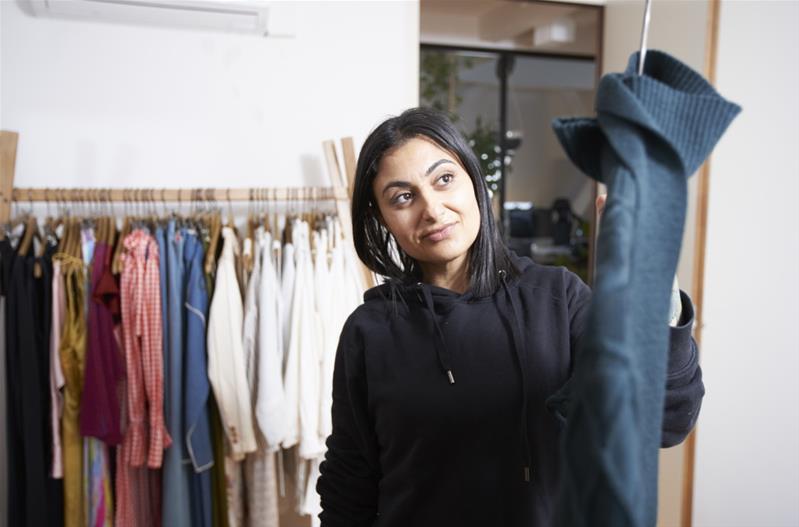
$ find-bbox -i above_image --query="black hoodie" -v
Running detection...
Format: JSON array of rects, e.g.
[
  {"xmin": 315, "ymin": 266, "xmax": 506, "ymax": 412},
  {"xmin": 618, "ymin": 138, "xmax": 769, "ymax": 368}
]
[{"xmin": 317, "ymin": 253, "xmax": 704, "ymax": 527}]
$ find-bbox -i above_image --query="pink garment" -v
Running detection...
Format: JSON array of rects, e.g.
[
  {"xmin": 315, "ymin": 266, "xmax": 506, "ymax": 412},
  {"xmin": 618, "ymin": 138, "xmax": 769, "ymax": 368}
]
[
  {"xmin": 115, "ymin": 230, "xmax": 170, "ymax": 527},
  {"xmin": 50, "ymin": 260, "xmax": 66, "ymax": 479}
]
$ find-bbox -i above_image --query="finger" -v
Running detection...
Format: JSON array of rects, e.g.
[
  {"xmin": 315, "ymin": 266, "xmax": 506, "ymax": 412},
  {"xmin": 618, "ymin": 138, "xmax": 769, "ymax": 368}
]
[{"xmin": 596, "ymin": 194, "xmax": 607, "ymax": 215}]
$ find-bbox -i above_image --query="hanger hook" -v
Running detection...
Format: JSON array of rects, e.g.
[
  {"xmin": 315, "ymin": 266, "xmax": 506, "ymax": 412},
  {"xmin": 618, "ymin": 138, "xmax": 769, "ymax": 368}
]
[{"xmin": 638, "ymin": 0, "xmax": 653, "ymax": 75}]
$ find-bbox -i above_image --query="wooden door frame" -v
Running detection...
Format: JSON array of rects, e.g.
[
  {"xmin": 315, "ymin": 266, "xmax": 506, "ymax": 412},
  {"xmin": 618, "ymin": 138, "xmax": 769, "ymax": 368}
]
[{"xmin": 681, "ymin": 1, "xmax": 722, "ymax": 525}]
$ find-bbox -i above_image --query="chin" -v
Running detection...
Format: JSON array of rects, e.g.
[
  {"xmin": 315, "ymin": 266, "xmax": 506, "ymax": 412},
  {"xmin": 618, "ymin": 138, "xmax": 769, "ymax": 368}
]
[{"xmin": 416, "ymin": 243, "xmax": 470, "ymax": 266}]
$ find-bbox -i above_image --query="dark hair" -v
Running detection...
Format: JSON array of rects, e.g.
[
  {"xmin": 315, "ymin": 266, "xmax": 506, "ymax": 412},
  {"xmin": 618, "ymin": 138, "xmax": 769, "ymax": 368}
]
[{"xmin": 351, "ymin": 106, "xmax": 518, "ymax": 298}]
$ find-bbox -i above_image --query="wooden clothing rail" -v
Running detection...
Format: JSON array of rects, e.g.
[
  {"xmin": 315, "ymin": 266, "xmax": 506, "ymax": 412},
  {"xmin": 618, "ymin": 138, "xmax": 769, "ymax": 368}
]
[
  {"xmin": 0, "ymin": 130, "xmax": 375, "ymax": 288},
  {"xmin": 7, "ymin": 186, "xmax": 350, "ymax": 204}
]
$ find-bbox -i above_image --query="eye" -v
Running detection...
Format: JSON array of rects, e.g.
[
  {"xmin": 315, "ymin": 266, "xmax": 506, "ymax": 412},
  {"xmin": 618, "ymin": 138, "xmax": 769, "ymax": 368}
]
[
  {"xmin": 437, "ymin": 173, "xmax": 454, "ymax": 185},
  {"xmin": 392, "ymin": 191, "xmax": 413, "ymax": 205}
]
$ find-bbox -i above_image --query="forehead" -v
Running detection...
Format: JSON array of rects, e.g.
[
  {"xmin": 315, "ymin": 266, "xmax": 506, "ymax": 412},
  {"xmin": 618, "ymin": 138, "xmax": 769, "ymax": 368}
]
[{"xmin": 375, "ymin": 136, "xmax": 459, "ymax": 181}]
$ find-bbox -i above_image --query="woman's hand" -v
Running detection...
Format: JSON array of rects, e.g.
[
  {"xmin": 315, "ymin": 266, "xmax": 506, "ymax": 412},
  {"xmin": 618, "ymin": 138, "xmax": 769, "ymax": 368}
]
[{"xmin": 595, "ymin": 194, "xmax": 607, "ymax": 216}]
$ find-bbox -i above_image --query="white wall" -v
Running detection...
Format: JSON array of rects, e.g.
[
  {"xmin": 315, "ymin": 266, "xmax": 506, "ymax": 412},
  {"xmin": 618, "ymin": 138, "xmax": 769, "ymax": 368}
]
[
  {"xmin": 0, "ymin": 0, "xmax": 420, "ymax": 189},
  {"xmin": 692, "ymin": 1, "xmax": 799, "ymax": 526}
]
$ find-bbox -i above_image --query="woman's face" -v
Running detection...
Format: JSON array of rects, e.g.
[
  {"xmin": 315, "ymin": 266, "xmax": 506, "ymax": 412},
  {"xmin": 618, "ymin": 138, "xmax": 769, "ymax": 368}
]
[{"xmin": 372, "ymin": 136, "xmax": 481, "ymax": 274}]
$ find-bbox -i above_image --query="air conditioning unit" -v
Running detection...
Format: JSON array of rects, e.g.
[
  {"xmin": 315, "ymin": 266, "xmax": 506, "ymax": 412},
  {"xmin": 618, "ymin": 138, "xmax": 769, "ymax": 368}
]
[{"xmin": 27, "ymin": 0, "xmax": 295, "ymax": 37}]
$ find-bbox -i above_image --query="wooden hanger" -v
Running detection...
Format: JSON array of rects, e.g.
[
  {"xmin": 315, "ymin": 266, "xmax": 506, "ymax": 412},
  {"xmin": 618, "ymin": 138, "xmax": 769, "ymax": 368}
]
[
  {"xmin": 226, "ymin": 189, "xmax": 235, "ymax": 229},
  {"xmin": 18, "ymin": 214, "xmax": 39, "ymax": 256},
  {"xmin": 283, "ymin": 214, "xmax": 293, "ymax": 246},
  {"xmin": 243, "ymin": 207, "xmax": 256, "ymax": 274},
  {"xmin": 107, "ymin": 216, "xmax": 117, "ymax": 249},
  {"xmin": 61, "ymin": 217, "xmax": 73, "ymax": 258},
  {"xmin": 96, "ymin": 214, "xmax": 106, "ymax": 248},
  {"xmin": 67, "ymin": 217, "xmax": 81, "ymax": 260},
  {"xmin": 204, "ymin": 210, "xmax": 222, "ymax": 276}
]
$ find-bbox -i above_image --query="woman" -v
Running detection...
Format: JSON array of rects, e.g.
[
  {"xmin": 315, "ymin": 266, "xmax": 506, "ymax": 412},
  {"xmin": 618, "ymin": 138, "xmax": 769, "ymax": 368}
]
[{"xmin": 316, "ymin": 107, "xmax": 704, "ymax": 526}]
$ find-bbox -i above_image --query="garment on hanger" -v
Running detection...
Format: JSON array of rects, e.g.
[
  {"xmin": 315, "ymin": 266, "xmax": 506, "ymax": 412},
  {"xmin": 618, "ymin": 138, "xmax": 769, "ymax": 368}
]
[
  {"xmin": 80, "ymin": 227, "xmax": 115, "ymax": 527},
  {"xmin": 242, "ymin": 227, "xmax": 280, "ymax": 527},
  {"xmin": 319, "ymin": 232, "xmax": 346, "ymax": 441},
  {"xmin": 163, "ymin": 220, "xmax": 193, "ymax": 527},
  {"xmin": 548, "ymin": 50, "xmax": 740, "ymax": 527},
  {"xmin": 299, "ymin": 228, "xmax": 331, "ymax": 521},
  {"xmin": 283, "ymin": 219, "xmax": 314, "ymax": 517},
  {"xmin": 208, "ymin": 226, "xmax": 257, "ymax": 460},
  {"xmin": 183, "ymin": 230, "xmax": 214, "ymax": 527},
  {"xmin": 115, "ymin": 229, "xmax": 171, "ymax": 527},
  {"xmin": 81, "ymin": 240, "xmax": 120, "ymax": 527},
  {"xmin": 1, "ymin": 237, "xmax": 58, "ymax": 527},
  {"xmin": 80, "ymin": 242, "xmax": 123, "ymax": 444},
  {"xmin": 284, "ymin": 219, "xmax": 323, "ymax": 458},
  {"xmin": 256, "ymin": 230, "xmax": 286, "ymax": 452},
  {"xmin": 156, "ymin": 224, "xmax": 168, "ymax": 369},
  {"xmin": 242, "ymin": 229, "xmax": 262, "ymax": 410},
  {"xmin": 191, "ymin": 221, "xmax": 229, "ymax": 527},
  {"xmin": 280, "ymin": 237, "xmax": 296, "ymax": 369},
  {"xmin": 50, "ymin": 258, "xmax": 67, "ymax": 479},
  {"xmin": 36, "ymin": 242, "xmax": 61, "ymax": 527},
  {"xmin": 207, "ymin": 227, "xmax": 256, "ymax": 527},
  {"xmin": 59, "ymin": 252, "xmax": 85, "ymax": 527},
  {"xmin": 58, "ymin": 249, "xmax": 88, "ymax": 527}
]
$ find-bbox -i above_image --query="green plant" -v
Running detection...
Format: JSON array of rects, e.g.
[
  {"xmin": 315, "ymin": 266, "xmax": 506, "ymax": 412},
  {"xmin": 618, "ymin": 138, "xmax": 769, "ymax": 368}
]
[{"xmin": 465, "ymin": 116, "xmax": 502, "ymax": 194}]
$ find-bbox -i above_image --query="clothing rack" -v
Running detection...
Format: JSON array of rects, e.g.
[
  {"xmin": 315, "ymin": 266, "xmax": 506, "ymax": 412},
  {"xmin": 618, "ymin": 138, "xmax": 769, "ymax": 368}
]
[
  {"xmin": 7, "ymin": 186, "xmax": 350, "ymax": 204},
  {"xmin": 0, "ymin": 129, "xmax": 375, "ymax": 288}
]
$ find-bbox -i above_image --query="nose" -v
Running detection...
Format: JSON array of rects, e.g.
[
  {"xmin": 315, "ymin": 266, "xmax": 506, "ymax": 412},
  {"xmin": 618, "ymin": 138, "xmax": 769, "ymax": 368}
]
[{"xmin": 419, "ymin": 191, "xmax": 445, "ymax": 223}]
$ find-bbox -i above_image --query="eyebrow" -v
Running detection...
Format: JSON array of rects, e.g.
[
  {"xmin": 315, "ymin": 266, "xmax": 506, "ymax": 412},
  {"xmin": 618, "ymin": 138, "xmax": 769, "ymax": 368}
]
[{"xmin": 381, "ymin": 159, "xmax": 455, "ymax": 197}]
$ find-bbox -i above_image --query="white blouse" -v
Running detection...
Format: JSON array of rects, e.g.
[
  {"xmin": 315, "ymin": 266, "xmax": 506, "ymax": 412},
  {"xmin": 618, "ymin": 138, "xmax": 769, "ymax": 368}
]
[{"xmin": 207, "ymin": 227, "xmax": 257, "ymax": 460}]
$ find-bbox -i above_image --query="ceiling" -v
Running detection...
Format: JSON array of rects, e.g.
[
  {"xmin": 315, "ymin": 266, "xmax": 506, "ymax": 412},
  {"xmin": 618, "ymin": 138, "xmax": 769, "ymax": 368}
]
[{"xmin": 420, "ymin": 0, "xmax": 602, "ymax": 56}]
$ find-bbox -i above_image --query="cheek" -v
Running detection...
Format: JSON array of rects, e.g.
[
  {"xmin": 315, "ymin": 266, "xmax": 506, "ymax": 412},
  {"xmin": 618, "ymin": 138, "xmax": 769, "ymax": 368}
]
[
  {"xmin": 454, "ymin": 186, "xmax": 481, "ymax": 237},
  {"xmin": 382, "ymin": 211, "xmax": 415, "ymax": 246}
]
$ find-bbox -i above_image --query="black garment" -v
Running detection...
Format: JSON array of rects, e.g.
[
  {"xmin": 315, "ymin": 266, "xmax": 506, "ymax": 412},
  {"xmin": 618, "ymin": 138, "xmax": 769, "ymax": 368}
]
[
  {"xmin": 316, "ymin": 252, "xmax": 704, "ymax": 527},
  {"xmin": 1, "ymin": 239, "xmax": 60, "ymax": 526},
  {"xmin": 549, "ymin": 50, "xmax": 738, "ymax": 526}
]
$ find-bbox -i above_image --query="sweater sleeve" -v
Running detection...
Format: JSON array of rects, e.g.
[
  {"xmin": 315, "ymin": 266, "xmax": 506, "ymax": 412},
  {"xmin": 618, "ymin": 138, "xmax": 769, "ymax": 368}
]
[
  {"xmin": 317, "ymin": 316, "xmax": 380, "ymax": 526},
  {"xmin": 553, "ymin": 271, "xmax": 705, "ymax": 448}
]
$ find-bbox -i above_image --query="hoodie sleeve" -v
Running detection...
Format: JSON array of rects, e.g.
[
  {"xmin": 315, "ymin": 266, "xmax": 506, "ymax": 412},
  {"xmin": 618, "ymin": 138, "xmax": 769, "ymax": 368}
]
[
  {"xmin": 317, "ymin": 315, "xmax": 380, "ymax": 526},
  {"xmin": 660, "ymin": 290, "xmax": 705, "ymax": 447},
  {"xmin": 561, "ymin": 271, "xmax": 705, "ymax": 448}
]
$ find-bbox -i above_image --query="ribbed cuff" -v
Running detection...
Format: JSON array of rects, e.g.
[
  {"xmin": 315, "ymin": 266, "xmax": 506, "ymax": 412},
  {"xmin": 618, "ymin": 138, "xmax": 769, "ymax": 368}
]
[{"xmin": 668, "ymin": 290, "xmax": 696, "ymax": 374}]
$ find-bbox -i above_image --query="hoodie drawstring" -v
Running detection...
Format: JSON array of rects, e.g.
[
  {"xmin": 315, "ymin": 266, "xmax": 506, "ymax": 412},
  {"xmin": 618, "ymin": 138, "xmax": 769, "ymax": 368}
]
[
  {"xmin": 418, "ymin": 282, "xmax": 456, "ymax": 384},
  {"xmin": 416, "ymin": 274, "xmax": 532, "ymax": 482},
  {"xmin": 499, "ymin": 270, "xmax": 533, "ymax": 483}
]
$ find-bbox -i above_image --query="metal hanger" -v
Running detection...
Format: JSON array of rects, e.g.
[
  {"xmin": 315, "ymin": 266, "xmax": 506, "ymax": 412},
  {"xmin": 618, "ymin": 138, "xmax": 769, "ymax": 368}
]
[{"xmin": 638, "ymin": 0, "xmax": 653, "ymax": 75}]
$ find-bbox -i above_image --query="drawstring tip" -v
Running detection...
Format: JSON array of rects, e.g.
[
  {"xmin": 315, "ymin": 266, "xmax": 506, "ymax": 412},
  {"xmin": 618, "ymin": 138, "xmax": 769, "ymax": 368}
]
[
  {"xmin": 446, "ymin": 370, "xmax": 455, "ymax": 384},
  {"xmin": 523, "ymin": 466, "xmax": 531, "ymax": 482}
]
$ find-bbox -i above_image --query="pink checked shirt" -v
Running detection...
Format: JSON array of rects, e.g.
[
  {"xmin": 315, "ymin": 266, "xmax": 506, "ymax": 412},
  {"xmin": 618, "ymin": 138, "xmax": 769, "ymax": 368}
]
[{"xmin": 116, "ymin": 229, "xmax": 171, "ymax": 527}]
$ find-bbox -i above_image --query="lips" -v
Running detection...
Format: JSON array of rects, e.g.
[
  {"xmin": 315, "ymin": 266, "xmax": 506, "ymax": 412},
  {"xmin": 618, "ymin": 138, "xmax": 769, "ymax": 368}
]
[{"xmin": 423, "ymin": 223, "xmax": 456, "ymax": 242}]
